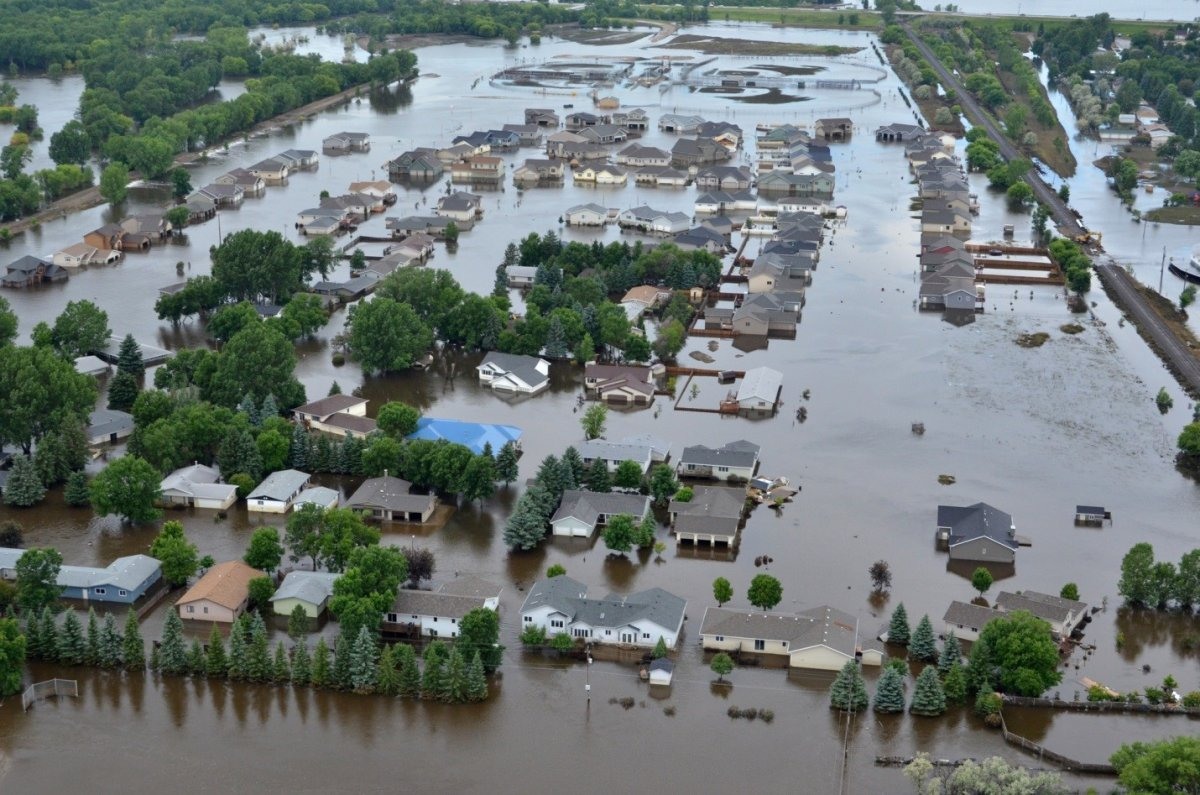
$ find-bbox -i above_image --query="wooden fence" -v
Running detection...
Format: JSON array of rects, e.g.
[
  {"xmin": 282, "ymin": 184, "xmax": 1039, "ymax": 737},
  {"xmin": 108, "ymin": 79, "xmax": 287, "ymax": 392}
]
[
  {"xmin": 997, "ymin": 711, "xmax": 1116, "ymax": 775},
  {"xmin": 1002, "ymin": 694, "xmax": 1200, "ymax": 716}
]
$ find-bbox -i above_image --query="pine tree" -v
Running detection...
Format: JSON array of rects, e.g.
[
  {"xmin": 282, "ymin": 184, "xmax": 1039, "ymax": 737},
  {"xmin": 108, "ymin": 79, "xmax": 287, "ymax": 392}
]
[
  {"xmin": 349, "ymin": 626, "xmax": 379, "ymax": 694},
  {"xmin": 4, "ymin": 454, "xmax": 45, "ymax": 507},
  {"xmin": 84, "ymin": 607, "xmax": 101, "ymax": 665},
  {"xmin": 544, "ymin": 316, "xmax": 568, "ymax": 359},
  {"xmin": 938, "ymin": 631, "xmax": 962, "ymax": 675},
  {"xmin": 943, "ymin": 659, "xmax": 968, "ymax": 704},
  {"xmin": 909, "ymin": 614, "xmax": 937, "ymax": 662},
  {"xmin": 440, "ymin": 647, "xmax": 468, "ymax": 703},
  {"xmin": 273, "ymin": 641, "xmax": 292, "ymax": 683},
  {"xmin": 158, "ymin": 609, "xmax": 188, "ymax": 674},
  {"xmin": 259, "ymin": 394, "xmax": 279, "ymax": 421},
  {"xmin": 397, "ymin": 644, "xmax": 420, "ymax": 698},
  {"xmin": 99, "ymin": 613, "xmax": 123, "ymax": 668},
  {"xmin": 910, "ymin": 665, "xmax": 947, "ymax": 716},
  {"xmin": 873, "ymin": 666, "xmax": 906, "ymax": 713},
  {"xmin": 585, "ymin": 456, "xmax": 611, "ymax": 493},
  {"xmin": 246, "ymin": 615, "xmax": 271, "ymax": 683},
  {"xmin": 495, "ymin": 442, "xmax": 519, "ymax": 486},
  {"xmin": 290, "ymin": 426, "xmax": 309, "ymax": 469},
  {"xmin": 331, "ymin": 631, "xmax": 353, "ymax": 690},
  {"xmin": 328, "ymin": 381, "xmax": 342, "ymax": 396},
  {"xmin": 652, "ymin": 636, "xmax": 668, "ymax": 659},
  {"xmin": 492, "ymin": 264, "xmax": 508, "ymax": 297},
  {"xmin": 226, "ymin": 617, "xmax": 248, "ymax": 680},
  {"xmin": 39, "ymin": 606, "xmax": 59, "ymax": 662},
  {"xmin": 187, "ymin": 639, "xmax": 206, "ymax": 676},
  {"xmin": 561, "ymin": 446, "xmax": 585, "ymax": 487},
  {"xmin": 64, "ymin": 471, "xmax": 91, "ymax": 507},
  {"xmin": 205, "ymin": 624, "xmax": 228, "ymax": 678},
  {"xmin": 829, "ymin": 660, "xmax": 868, "ymax": 712},
  {"xmin": 116, "ymin": 333, "xmax": 144, "ymax": 377},
  {"xmin": 291, "ymin": 642, "xmax": 312, "ymax": 686},
  {"xmin": 311, "ymin": 637, "xmax": 331, "ymax": 688},
  {"xmin": 422, "ymin": 641, "xmax": 447, "ymax": 698},
  {"xmin": 57, "ymin": 608, "xmax": 85, "ymax": 664},
  {"xmin": 888, "ymin": 603, "xmax": 911, "ymax": 646},
  {"xmin": 466, "ymin": 650, "xmax": 488, "ymax": 702},
  {"xmin": 237, "ymin": 393, "xmax": 259, "ymax": 425},
  {"xmin": 376, "ymin": 645, "xmax": 399, "ymax": 696},
  {"xmin": 313, "ymin": 435, "xmax": 333, "ymax": 473},
  {"xmin": 107, "ymin": 371, "xmax": 140, "ymax": 412},
  {"xmin": 24, "ymin": 612, "xmax": 42, "ymax": 659},
  {"xmin": 288, "ymin": 604, "xmax": 310, "ymax": 641}
]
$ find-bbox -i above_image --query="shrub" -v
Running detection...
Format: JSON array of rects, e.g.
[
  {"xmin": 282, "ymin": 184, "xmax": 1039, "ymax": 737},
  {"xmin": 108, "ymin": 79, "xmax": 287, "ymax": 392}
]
[
  {"xmin": 974, "ymin": 689, "xmax": 1002, "ymax": 716},
  {"xmin": 1181, "ymin": 691, "xmax": 1200, "ymax": 709}
]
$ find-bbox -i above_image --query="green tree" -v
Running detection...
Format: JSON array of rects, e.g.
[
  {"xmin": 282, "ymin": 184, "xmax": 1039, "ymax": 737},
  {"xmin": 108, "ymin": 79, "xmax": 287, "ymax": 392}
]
[
  {"xmin": 574, "ymin": 332, "xmax": 595, "ymax": 365},
  {"xmin": 347, "ymin": 298, "xmax": 434, "ymax": 374},
  {"xmin": 247, "ymin": 577, "xmax": 275, "ymax": 612},
  {"xmin": 496, "ymin": 442, "xmax": 519, "ymax": 486},
  {"xmin": 99, "ymin": 614, "xmax": 123, "ymax": 669},
  {"xmin": 584, "ymin": 457, "xmax": 611, "ymax": 493},
  {"xmin": 613, "ymin": 459, "xmax": 643, "ymax": 490},
  {"xmin": 3, "ymin": 455, "xmax": 45, "ymax": 507},
  {"xmin": 466, "ymin": 651, "xmax": 488, "ymax": 702},
  {"xmin": 205, "ymin": 624, "xmax": 227, "ymax": 678},
  {"xmin": 581, "ymin": 403, "xmax": 607, "ymax": 440},
  {"xmin": 90, "ymin": 455, "xmax": 162, "ymax": 523},
  {"xmin": 647, "ymin": 464, "xmax": 678, "ymax": 506},
  {"xmin": 1179, "ymin": 423, "xmax": 1200, "ymax": 458},
  {"xmin": 440, "ymin": 647, "xmax": 468, "ymax": 703},
  {"xmin": 376, "ymin": 644, "xmax": 399, "ymax": 696},
  {"xmin": 122, "ymin": 611, "xmax": 144, "ymax": 670},
  {"xmin": 245, "ymin": 614, "xmax": 271, "ymax": 682},
  {"xmin": 256, "ymin": 429, "xmax": 290, "ymax": 473},
  {"xmin": 0, "ymin": 295, "xmax": 15, "ymax": 348},
  {"xmin": 633, "ymin": 514, "xmax": 656, "ymax": 549},
  {"xmin": 888, "ymin": 603, "xmax": 911, "ymax": 645},
  {"xmin": 462, "ymin": 454, "xmax": 497, "ymax": 507},
  {"xmin": 458, "ymin": 607, "xmax": 503, "ymax": 673},
  {"xmin": 107, "ymin": 371, "xmax": 140, "ymax": 412},
  {"xmin": 15, "ymin": 547, "xmax": 62, "ymax": 613},
  {"xmin": 710, "ymin": 651, "xmax": 734, "ymax": 682},
  {"xmin": 603, "ymin": 514, "xmax": 635, "ymax": 554},
  {"xmin": 329, "ymin": 545, "xmax": 407, "ymax": 640},
  {"xmin": 149, "ymin": 521, "xmax": 198, "ymax": 586},
  {"xmin": 747, "ymin": 574, "xmax": 783, "ymax": 611},
  {"xmin": 349, "ymin": 625, "xmax": 378, "ymax": 693},
  {"xmin": 546, "ymin": 564, "xmax": 567, "ymax": 579},
  {"xmin": 158, "ymin": 609, "xmax": 188, "ymax": 674},
  {"xmin": 0, "ymin": 344, "xmax": 97, "ymax": 455},
  {"xmin": 37, "ymin": 606, "xmax": 58, "ymax": 662},
  {"xmin": 288, "ymin": 603, "xmax": 310, "ymax": 640},
  {"xmin": 969, "ymin": 610, "xmax": 1062, "ymax": 696},
  {"xmin": 910, "ymin": 665, "xmax": 947, "ymax": 716},
  {"xmin": 311, "ymin": 637, "xmax": 331, "ymax": 688},
  {"xmin": 116, "ymin": 333, "xmax": 145, "ymax": 377},
  {"xmin": 397, "ymin": 644, "xmax": 420, "ymax": 698},
  {"xmin": 0, "ymin": 619, "xmax": 25, "ymax": 696},
  {"xmin": 943, "ymin": 659, "xmax": 968, "ymax": 704},
  {"xmin": 651, "ymin": 636, "xmax": 668, "ymax": 660},
  {"xmin": 909, "ymin": 615, "xmax": 937, "ymax": 662},
  {"xmin": 84, "ymin": 607, "xmax": 101, "ymax": 665},
  {"xmin": 1060, "ymin": 583, "xmax": 1079, "ymax": 601},
  {"xmin": 48, "ymin": 120, "xmax": 90, "ymax": 166},
  {"xmin": 938, "ymin": 631, "xmax": 961, "ymax": 675},
  {"xmin": 873, "ymin": 666, "xmax": 906, "ymax": 713},
  {"xmin": 244, "ymin": 527, "xmax": 284, "ymax": 573},
  {"xmin": 713, "ymin": 577, "xmax": 733, "ymax": 607},
  {"xmin": 269, "ymin": 641, "xmax": 289, "ymax": 682},
  {"xmin": 377, "ymin": 402, "xmax": 421, "ymax": 439},
  {"xmin": 830, "ymin": 660, "xmax": 868, "ymax": 711},
  {"xmin": 422, "ymin": 640, "xmax": 447, "ymax": 697},
  {"xmin": 62, "ymin": 471, "xmax": 89, "ymax": 508},
  {"xmin": 291, "ymin": 642, "xmax": 312, "ymax": 686},
  {"xmin": 971, "ymin": 566, "xmax": 994, "ymax": 596},
  {"xmin": 652, "ymin": 318, "xmax": 686, "ymax": 362},
  {"xmin": 206, "ymin": 323, "xmax": 305, "ymax": 410},
  {"xmin": 56, "ymin": 608, "xmax": 85, "ymax": 664},
  {"xmin": 1112, "ymin": 736, "xmax": 1200, "ymax": 795},
  {"xmin": 904, "ymin": 754, "xmax": 1066, "ymax": 794},
  {"xmin": 1181, "ymin": 286, "xmax": 1197, "ymax": 311},
  {"xmin": 1119, "ymin": 542, "xmax": 1157, "ymax": 607},
  {"xmin": 99, "ymin": 162, "xmax": 129, "ymax": 205},
  {"xmin": 170, "ymin": 168, "xmax": 192, "ymax": 200}
]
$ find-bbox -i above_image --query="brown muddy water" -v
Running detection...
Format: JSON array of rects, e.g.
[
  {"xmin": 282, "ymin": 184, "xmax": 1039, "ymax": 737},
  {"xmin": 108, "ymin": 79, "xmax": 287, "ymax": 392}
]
[{"xmin": 1, "ymin": 24, "xmax": 1199, "ymax": 794}]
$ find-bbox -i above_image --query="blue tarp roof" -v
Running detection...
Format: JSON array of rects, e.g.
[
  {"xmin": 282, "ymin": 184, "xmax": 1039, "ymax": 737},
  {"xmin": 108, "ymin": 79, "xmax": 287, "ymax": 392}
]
[{"xmin": 408, "ymin": 417, "xmax": 521, "ymax": 456}]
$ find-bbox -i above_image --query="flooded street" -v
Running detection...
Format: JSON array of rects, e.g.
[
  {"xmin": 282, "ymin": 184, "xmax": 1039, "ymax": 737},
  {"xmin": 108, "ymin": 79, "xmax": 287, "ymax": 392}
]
[{"xmin": 1, "ymin": 23, "xmax": 1199, "ymax": 794}]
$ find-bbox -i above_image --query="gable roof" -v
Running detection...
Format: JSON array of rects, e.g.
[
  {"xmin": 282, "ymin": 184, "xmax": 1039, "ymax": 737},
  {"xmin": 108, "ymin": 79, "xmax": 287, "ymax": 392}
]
[
  {"xmin": 995, "ymin": 590, "xmax": 1087, "ymax": 624},
  {"xmin": 577, "ymin": 439, "xmax": 654, "ymax": 465},
  {"xmin": 679, "ymin": 440, "xmax": 760, "ymax": 468},
  {"xmin": 408, "ymin": 417, "xmax": 521, "ymax": 455},
  {"xmin": 478, "ymin": 352, "xmax": 550, "ymax": 388},
  {"xmin": 736, "ymin": 367, "xmax": 782, "ymax": 403},
  {"xmin": 88, "ymin": 408, "xmax": 133, "ymax": 438},
  {"xmin": 346, "ymin": 476, "xmax": 434, "ymax": 514},
  {"xmin": 247, "ymin": 469, "xmax": 310, "ymax": 501},
  {"xmin": 942, "ymin": 600, "xmax": 999, "ymax": 630},
  {"xmin": 552, "ymin": 489, "xmax": 650, "ymax": 526},
  {"xmin": 436, "ymin": 575, "xmax": 503, "ymax": 600},
  {"xmin": 294, "ymin": 394, "xmax": 368, "ymax": 419},
  {"xmin": 177, "ymin": 561, "xmax": 264, "ymax": 609},
  {"xmin": 938, "ymin": 502, "xmax": 1016, "ymax": 549},
  {"xmin": 270, "ymin": 571, "xmax": 339, "ymax": 606},
  {"xmin": 700, "ymin": 605, "xmax": 881, "ymax": 657},
  {"xmin": 389, "ymin": 588, "xmax": 489, "ymax": 619},
  {"xmin": 521, "ymin": 577, "xmax": 686, "ymax": 633}
]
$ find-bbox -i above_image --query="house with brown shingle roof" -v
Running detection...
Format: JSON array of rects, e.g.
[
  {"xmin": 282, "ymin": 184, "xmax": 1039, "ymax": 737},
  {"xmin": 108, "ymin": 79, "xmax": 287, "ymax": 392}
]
[{"xmin": 177, "ymin": 561, "xmax": 264, "ymax": 623}]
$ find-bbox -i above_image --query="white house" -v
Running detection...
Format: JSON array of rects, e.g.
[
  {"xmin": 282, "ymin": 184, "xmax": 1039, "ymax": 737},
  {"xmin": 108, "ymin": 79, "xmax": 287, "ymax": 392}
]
[
  {"xmin": 731, "ymin": 367, "xmax": 782, "ymax": 414},
  {"xmin": 383, "ymin": 576, "xmax": 502, "ymax": 639},
  {"xmin": 565, "ymin": 203, "xmax": 609, "ymax": 227},
  {"xmin": 520, "ymin": 576, "xmax": 687, "ymax": 650},
  {"xmin": 53, "ymin": 243, "xmax": 122, "ymax": 269},
  {"xmin": 246, "ymin": 469, "xmax": 311, "ymax": 514},
  {"xmin": 476, "ymin": 352, "xmax": 551, "ymax": 395},
  {"xmin": 941, "ymin": 600, "xmax": 999, "ymax": 642},
  {"xmin": 616, "ymin": 145, "xmax": 671, "ymax": 167},
  {"xmin": 994, "ymin": 590, "xmax": 1089, "ymax": 639},
  {"xmin": 249, "ymin": 157, "xmax": 290, "ymax": 181},
  {"xmin": 293, "ymin": 394, "xmax": 377, "ymax": 438},
  {"xmin": 159, "ymin": 463, "xmax": 238, "ymax": 510},
  {"xmin": 700, "ymin": 606, "xmax": 885, "ymax": 671},
  {"xmin": 618, "ymin": 206, "xmax": 691, "ymax": 235},
  {"xmin": 676, "ymin": 440, "xmax": 761, "ymax": 481},
  {"xmin": 577, "ymin": 438, "xmax": 655, "ymax": 473},
  {"xmin": 550, "ymin": 490, "xmax": 650, "ymax": 538}
]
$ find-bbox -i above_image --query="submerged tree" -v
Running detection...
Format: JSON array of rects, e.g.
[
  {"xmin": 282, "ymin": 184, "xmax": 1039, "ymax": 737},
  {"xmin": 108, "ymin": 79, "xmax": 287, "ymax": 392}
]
[
  {"xmin": 910, "ymin": 665, "xmax": 947, "ymax": 716},
  {"xmin": 829, "ymin": 660, "xmax": 868, "ymax": 712},
  {"xmin": 908, "ymin": 614, "xmax": 937, "ymax": 662},
  {"xmin": 873, "ymin": 666, "xmax": 906, "ymax": 714},
  {"xmin": 887, "ymin": 602, "xmax": 911, "ymax": 646}
]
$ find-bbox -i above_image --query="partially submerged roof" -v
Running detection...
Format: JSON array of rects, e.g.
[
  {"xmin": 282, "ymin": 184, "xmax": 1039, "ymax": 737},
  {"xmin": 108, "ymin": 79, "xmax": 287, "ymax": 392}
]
[
  {"xmin": 943, "ymin": 600, "xmax": 999, "ymax": 630},
  {"xmin": 177, "ymin": 561, "xmax": 264, "ymax": 609},
  {"xmin": 247, "ymin": 469, "xmax": 310, "ymax": 501},
  {"xmin": 346, "ymin": 475, "xmax": 434, "ymax": 514},
  {"xmin": 938, "ymin": 502, "xmax": 1016, "ymax": 549},
  {"xmin": 735, "ymin": 367, "xmax": 782, "ymax": 404},
  {"xmin": 552, "ymin": 489, "xmax": 650, "ymax": 526},
  {"xmin": 700, "ymin": 605, "xmax": 882, "ymax": 658},
  {"xmin": 679, "ymin": 440, "xmax": 761, "ymax": 468},
  {"xmin": 995, "ymin": 591, "xmax": 1087, "ymax": 625},
  {"xmin": 293, "ymin": 394, "xmax": 368, "ymax": 418},
  {"xmin": 270, "ymin": 571, "xmax": 339, "ymax": 606},
  {"xmin": 478, "ymin": 352, "xmax": 550, "ymax": 388}
]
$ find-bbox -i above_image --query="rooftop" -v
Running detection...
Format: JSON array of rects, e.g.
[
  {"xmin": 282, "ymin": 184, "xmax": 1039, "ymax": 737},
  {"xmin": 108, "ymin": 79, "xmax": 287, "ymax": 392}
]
[{"xmin": 177, "ymin": 561, "xmax": 264, "ymax": 610}]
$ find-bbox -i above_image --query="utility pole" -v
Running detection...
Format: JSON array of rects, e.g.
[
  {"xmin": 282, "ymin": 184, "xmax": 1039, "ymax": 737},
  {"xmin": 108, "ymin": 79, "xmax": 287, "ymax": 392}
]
[
  {"xmin": 1160, "ymin": 247, "xmax": 1167, "ymax": 294},
  {"xmin": 585, "ymin": 646, "xmax": 592, "ymax": 707}
]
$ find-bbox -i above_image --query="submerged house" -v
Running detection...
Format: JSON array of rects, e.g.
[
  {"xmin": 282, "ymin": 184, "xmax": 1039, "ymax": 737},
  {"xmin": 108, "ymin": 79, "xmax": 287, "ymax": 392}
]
[
  {"xmin": 383, "ymin": 576, "xmax": 503, "ymax": 639},
  {"xmin": 246, "ymin": 469, "xmax": 311, "ymax": 514},
  {"xmin": 407, "ymin": 418, "xmax": 521, "ymax": 456},
  {"xmin": 668, "ymin": 485, "xmax": 746, "ymax": 546},
  {"xmin": 159, "ymin": 463, "xmax": 238, "ymax": 510},
  {"xmin": 676, "ymin": 440, "xmax": 761, "ymax": 482},
  {"xmin": 700, "ymin": 606, "xmax": 885, "ymax": 670},
  {"xmin": 520, "ymin": 576, "xmax": 687, "ymax": 650},
  {"xmin": 3, "ymin": 256, "xmax": 68, "ymax": 288},
  {"xmin": 177, "ymin": 561, "xmax": 264, "ymax": 623},
  {"xmin": 476, "ymin": 352, "xmax": 551, "ymax": 395},
  {"xmin": 937, "ymin": 502, "xmax": 1018, "ymax": 563},
  {"xmin": 345, "ymin": 475, "xmax": 437, "ymax": 523},
  {"xmin": 323, "ymin": 131, "xmax": 371, "ymax": 152},
  {"xmin": 0, "ymin": 550, "xmax": 162, "ymax": 605},
  {"xmin": 270, "ymin": 571, "xmax": 340, "ymax": 619},
  {"xmin": 293, "ymin": 394, "xmax": 377, "ymax": 438},
  {"xmin": 550, "ymin": 489, "xmax": 651, "ymax": 538}
]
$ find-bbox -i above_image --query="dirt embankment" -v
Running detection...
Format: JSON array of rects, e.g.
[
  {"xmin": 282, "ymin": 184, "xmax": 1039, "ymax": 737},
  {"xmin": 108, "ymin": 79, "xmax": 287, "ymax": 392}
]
[{"xmin": 660, "ymin": 35, "xmax": 860, "ymax": 57}]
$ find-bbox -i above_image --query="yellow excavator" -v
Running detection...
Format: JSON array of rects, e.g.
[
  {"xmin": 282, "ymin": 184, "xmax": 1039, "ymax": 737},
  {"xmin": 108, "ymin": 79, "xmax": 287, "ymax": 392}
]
[{"xmin": 1073, "ymin": 230, "xmax": 1102, "ymax": 247}]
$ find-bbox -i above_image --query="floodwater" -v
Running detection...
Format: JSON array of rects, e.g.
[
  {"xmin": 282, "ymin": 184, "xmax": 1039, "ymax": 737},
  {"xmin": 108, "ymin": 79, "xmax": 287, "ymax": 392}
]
[{"xmin": 1, "ymin": 23, "xmax": 1200, "ymax": 794}]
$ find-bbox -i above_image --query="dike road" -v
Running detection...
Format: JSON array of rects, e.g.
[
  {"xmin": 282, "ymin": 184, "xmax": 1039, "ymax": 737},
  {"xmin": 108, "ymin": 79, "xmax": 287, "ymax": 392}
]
[{"xmin": 902, "ymin": 23, "xmax": 1200, "ymax": 397}]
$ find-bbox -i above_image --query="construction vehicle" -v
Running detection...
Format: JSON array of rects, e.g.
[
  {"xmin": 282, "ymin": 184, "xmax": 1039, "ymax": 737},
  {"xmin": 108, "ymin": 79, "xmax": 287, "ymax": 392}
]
[{"xmin": 1073, "ymin": 230, "xmax": 1102, "ymax": 246}]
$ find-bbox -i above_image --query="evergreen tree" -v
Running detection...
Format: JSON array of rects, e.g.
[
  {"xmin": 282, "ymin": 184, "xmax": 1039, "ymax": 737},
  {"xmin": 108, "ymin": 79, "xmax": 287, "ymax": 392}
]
[
  {"xmin": 259, "ymin": 394, "xmax": 279, "ymax": 421},
  {"xmin": 938, "ymin": 631, "xmax": 962, "ymax": 676},
  {"xmin": 24, "ymin": 612, "xmax": 42, "ymax": 659},
  {"xmin": 909, "ymin": 614, "xmax": 937, "ymax": 662},
  {"xmin": 466, "ymin": 650, "xmax": 488, "ymax": 702},
  {"xmin": 291, "ymin": 642, "xmax": 312, "ymax": 686},
  {"xmin": 873, "ymin": 666, "xmax": 906, "ymax": 713},
  {"xmin": 911, "ymin": 665, "xmax": 947, "ymax": 716},
  {"xmin": 158, "ymin": 610, "xmax": 188, "ymax": 674},
  {"xmin": 328, "ymin": 381, "xmax": 342, "ymax": 396},
  {"xmin": 186, "ymin": 639, "xmax": 206, "ymax": 676},
  {"xmin": 227, "ymin": 617, "xmax": 248, "ymax": 680},
  {"xmin": 273, "ymin": 641, "xmax": 292, "ymax": 683},
  {"xmin": 205, "ymin": 625, "xmax": 228, "ymax": 677},
  {"xmin": 651, "ymin": 636, "xmax": 668, "ymax": 659},
  {"xmin": 331, "ymin": 631, "xmax": 353, "ymax": 690},
  {"xmin": 492, "ymin": 264, "xmax": 508, "ymax": 297},
  {"xmin": 311, "ymin": 637, "xmax": 331, "ymax": 688},
  {"xmin": 888, "ymin": 602, "xmax": 911, "ymax": 646},
  {"xmin": 376, "ymin": 645, "xmax": 400, "ymax": 696},
  {"xmin": 116, "ymin": 333, "xmax": 145, "ymax": 377},
  {"xmin": 237, "ymin": 393, "xmax": 259, "ymax": 425},
  {"xmin": 943, "ymin": 659, "xmax": 968, "ymax": 704},
  {"xmin": 39, "ymin": 606, "xmax": 59, "ymax": 662},
  {"xmin": 84, "ymin": 607, "xmax": 101, "ymax": 666},
  {"xmin": 290, "ymin": 426, "xmax": 309, "ymax": 469},
  {"xmin": 585, "ymin": 456, "xmax": 612, "ymax": 492},
  {"xmin": 107, "ymin": 371, "xmax": 140, "ymax": 412},
  {"xmin": 218, "ymin": 425, "xmax": 263, "ymax": 482},
  {"xmin": 64, "ymin": 471, "xmax": 91, "ymax": 507},
  {"xmin": 830, "ymin": 660, "xmax": 868, "ymax": 712},
  {"xmin": 495, "ymin": 442, "xmax": 519, "ymax": 486},
  {"xmin": 441, "ymin": 647, "xmax": 468, "ymax": 703},
  {"xmin": 350, "ymin": 625, "xmax": 379, "ymax": 694},
  {"xmin": 561, "ymin": 446, "xmax": 586, "ymax": 487},
  {"xmin": 57, "ymin": 608, "xmax": 85, "ymax": 664},
  {"xmin": 288, "ymin": 604, "xmax": 310, "ymax": 640},
  {"xmin": 246, "ymin": 614, "xmax": 271, "ymax": 682},
  {"xmin": 502, "ymin": 503, "xmax": 547, "ymax": 551},
  {"xmin": 422, "ymin": 641, "xmax": 447, "ymax": 698},
  {"xmin": 99, "ymin": 613, "xmax": 123, "ymax": 668},
  {"xmin": 544, "ymin": 316, "xmax": 568, "ymax": 359},
  {"xmin": 397, "ymin": 644, "xmax": 420, "ymax": 698},
  {"xmin": 4, "ymin": 455, "xmax": 45, "ymax": 507},
  {"xmin": 313, "ymin": 435, "xmax": 333, "ymax": 472}
]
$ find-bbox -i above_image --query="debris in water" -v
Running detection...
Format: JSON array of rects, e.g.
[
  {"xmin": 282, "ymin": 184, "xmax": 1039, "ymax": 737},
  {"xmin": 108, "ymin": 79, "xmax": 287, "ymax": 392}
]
[
  {"xmin": 689, "ymin": 351, "xmax": 716, "ymax": 364},
  {"xmin": 1060, "ymin": 323, "xmax": 1085, "ymax": 335},
  {"xmin": 1015, "ymin": 332, "xmax": 1051, "ymax": 348},
  {"xmin": 911, "ymin": 422, "xmax": 925, "ymax": 435},
  {"xmin": 938, "ymin": 474, "xmax": 956, "ymax": 485}
]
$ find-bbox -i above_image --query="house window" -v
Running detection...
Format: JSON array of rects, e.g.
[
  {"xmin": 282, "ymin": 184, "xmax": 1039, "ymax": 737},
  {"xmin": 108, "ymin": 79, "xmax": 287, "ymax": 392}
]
[
  {"xmin": 94, "ymin": 588, "xmax": 106, "ymax": 595},
  {"xmin": 754, "ymin": 639, "xmax": 765, "ymax": 651},
  {"xmin": 412, "ymin": 615, "xmax": 418, "ymax": 620},
  {"xmin": 429, "ymin": 629, "xmax": 438, "ymax": 638},
  {"xmin": 524, "ymin": 616, "xmax": 532, "ymax": 622},
  {"xmin": 605, "ymin": 630, "xmax": 611, "ymax": 636},
  {"xmin": 203, "ymin": 607, "xmax": 208, "ymax": 614},
  {"xmin": 642, "ymin": 633, "xmax": 650, "ymax": 639},
  {"xmin": 387, "ymin": 614, "xmax": 397, "ymax": 623},
  {"xmin": 451, "ymin": 619, "xmax": 457, "ymax": 624},
  {"xmin": 187, "ymin": 605, "xmax": 194, "ymax": 614},
  {"xmin": 433, "ymin": 617, "xmax": 438, "ymax": 623},
  {"xmin": 551, "ymin": 620, "xmax": 564, "ymax": 628},
  {"xmin": 119, "ymin": 590, "xmax": 127, "ymax": 597},
  {"xmin": 715, "ymin": 635, "xmax": 724, "ymax": 642}
]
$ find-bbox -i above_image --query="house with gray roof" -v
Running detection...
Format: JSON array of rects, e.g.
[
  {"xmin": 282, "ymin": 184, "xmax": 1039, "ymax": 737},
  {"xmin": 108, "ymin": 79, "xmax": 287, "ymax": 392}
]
[
  {"xmin": 584, "ymin": 363, "xmax": 658, "ymax": 406},
  {"xmin": 477, "ymin": 352, "xmax": 551, "ymax": 395},
  {"xmin": 0, "ymin": 550, "xmax": 162, "ymax": 605},
  {"xmin": 159, "ymin": 463, "xmax": 237, "ymax": 510},
  {"xmin": 669, "ymin": 485, "xmax": 747, "ymax": 546},
  {"xmin": 677, "ymin": 440, "xmax": 760, "ymax": 482},
  {"xmin": 551, "ymin": 489, "xmax": 650, "ymax": 538},
  {"xmin": 565, "ymin": 203, "xmax": 611, "ymax": 227},
  {"xmin": 938, "ymin": 502, "xmax": 1018, "ymax": 563},
  {"xmin": 87, "ymin": 408, "xmax": 133, "ymax": 445},
  {"xmin": 346, "ymin": 475, "xmax": 437, "ymax": 523},
  {"xmin": 505, "ymin": 265, "xmax": 539, "ymax": 288},
  {"xmin": 995, "ymin": 590, "xmax": 1089, "ymax": 639},
  {"xmin": 942, "ymin": 600, "xmax": 1001, "ymax": 642},
  {"xmin": 213, "ymin": 168, "xmax": 265, "ymax": 196},
  {"xmin": 383, "ymin": 576, "xmax": 502, "ymax": 639},
  {"xmin": 323, "ymin": 131, "xmax": 370, "ymax": 152},
  {"xmin": 701, "ymin": 605, "xmax": 884, "ymax": 670},
  {"xmin": 520, "ymin": 576, "xmax": 687, "ymax": 649},
  {"xmin": 577, "ymin": 439, "xmax": 655, "ymax": 474},
  {"xmin": 730, "ymin": 367, "xmax": 782, "ymax": 415},
  {"xmin": 249, "ymin": 157, "xmax": 290, "ymax": 181},
  {"xmin": 294, "ymin": 485, "xmax": 339, "ymax": 510},
  {"xmin": 247, "ymin": 469, "xmax": 311, "ymax": 514},
  {"xmin": 3, "ymin": 255, "xmax": 68, "ymax": 288},
  {"xmin": 270, "ymin": 571, "xmax": 339, "ymax": 618}
]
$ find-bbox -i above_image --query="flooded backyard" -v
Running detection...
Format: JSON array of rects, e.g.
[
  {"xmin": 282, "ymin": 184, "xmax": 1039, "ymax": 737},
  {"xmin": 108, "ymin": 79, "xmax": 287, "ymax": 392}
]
[{"xmin": 1, "ymin": 21, "xmax": 1199, "ymax": 794}]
